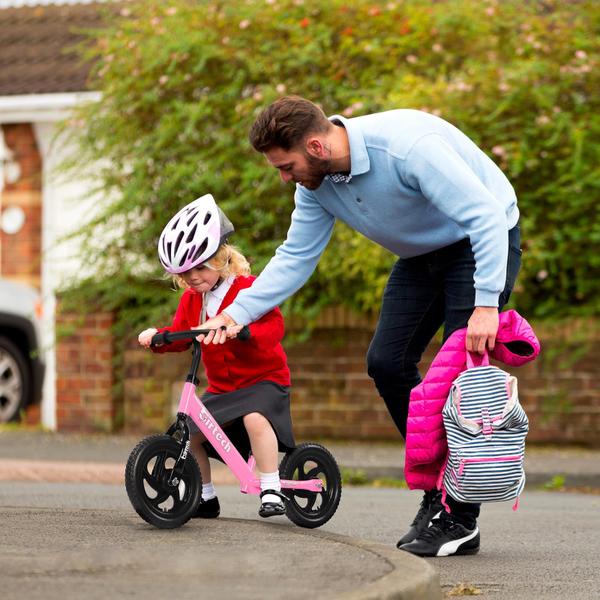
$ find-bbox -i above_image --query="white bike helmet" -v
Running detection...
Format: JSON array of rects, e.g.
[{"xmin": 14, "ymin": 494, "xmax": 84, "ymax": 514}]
[{"xmin": 158, "ymin": 194, "xmax": 234, "ymax": 274}]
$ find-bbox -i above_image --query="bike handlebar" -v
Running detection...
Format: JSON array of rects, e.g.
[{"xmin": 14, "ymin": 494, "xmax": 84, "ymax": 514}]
[{"xmin": 150, "ymin": 326, "xmax": 251, "ymax": 347}]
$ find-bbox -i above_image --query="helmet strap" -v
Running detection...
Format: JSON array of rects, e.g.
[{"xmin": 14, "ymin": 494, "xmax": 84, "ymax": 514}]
[{"xmin": 210, "ymin": 277, "xmax": 223, "ymax": 292}]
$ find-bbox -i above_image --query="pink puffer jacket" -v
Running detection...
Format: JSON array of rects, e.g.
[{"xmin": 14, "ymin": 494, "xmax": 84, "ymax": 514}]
[{"xmin": 404, "ymin": 309, "xmax": 540, "ymax": 491}]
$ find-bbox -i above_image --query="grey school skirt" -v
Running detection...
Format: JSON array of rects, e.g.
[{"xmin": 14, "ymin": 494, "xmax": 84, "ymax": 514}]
[{"xmin": 187, "ymin": 381, "xmax": 296, "ymax": 462}]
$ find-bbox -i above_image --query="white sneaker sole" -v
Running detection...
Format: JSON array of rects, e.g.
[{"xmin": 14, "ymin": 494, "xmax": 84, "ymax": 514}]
[{"xmin": 436, "ymin": 527, "xmax": 480, "ymax": 557}]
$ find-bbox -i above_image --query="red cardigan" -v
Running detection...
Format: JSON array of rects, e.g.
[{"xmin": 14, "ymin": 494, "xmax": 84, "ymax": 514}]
[{"xmin": 152, "ymin": 275, "xmax": 290, "ymax": 393}]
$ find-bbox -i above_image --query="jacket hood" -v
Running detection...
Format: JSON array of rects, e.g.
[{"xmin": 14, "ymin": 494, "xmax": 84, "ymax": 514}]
[{"xmin": 492, "ymin": 309, "xmax": 540, "ymax": 366}]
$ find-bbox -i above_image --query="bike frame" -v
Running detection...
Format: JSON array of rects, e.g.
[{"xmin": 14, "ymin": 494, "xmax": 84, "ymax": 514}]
[{"xmin": 162, "ymin": 333, "xmax": 323, "ymax": 497}]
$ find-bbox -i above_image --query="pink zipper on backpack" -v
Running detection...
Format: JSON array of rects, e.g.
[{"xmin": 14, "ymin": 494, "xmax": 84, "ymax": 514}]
[{"xmin": 457, "ymin": 454, "xmax": 522, "ymax": 476}]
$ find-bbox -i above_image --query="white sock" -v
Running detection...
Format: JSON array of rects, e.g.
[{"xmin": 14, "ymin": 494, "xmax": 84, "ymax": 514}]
[
  {"xmin": 260, "ymin": 471, "xmax": 282, "ymax": 504},
  {"xmin": 202, "ymin": 482, "xmax": 216, "ymax": 501}
]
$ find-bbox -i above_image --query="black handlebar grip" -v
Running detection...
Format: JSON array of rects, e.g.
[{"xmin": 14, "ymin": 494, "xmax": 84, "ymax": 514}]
[
  {"xmin": 150, "ymin": 331, "xmax": 169, "ymax": 346},
  {"xmin": 237, "ymin": 325, "xmax": 251, "ymax": 341}
]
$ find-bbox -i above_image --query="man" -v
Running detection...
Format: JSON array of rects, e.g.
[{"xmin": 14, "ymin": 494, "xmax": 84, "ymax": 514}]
[{"xmin": 200, "ymin": 95, "xmax": 522, "ymax": 556}]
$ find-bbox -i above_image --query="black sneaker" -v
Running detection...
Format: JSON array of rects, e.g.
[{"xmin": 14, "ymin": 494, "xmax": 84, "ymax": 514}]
[
  {"xmin": 396, "ymin": 490, "xmax": 443, "ymax": 547},
  {"xmin": 192, "ymin": 496, "xmax": 220, "ymax": 519},
  {"xmin": 399, "ymin": 513, "xmax": 480, "ymax": 557}
]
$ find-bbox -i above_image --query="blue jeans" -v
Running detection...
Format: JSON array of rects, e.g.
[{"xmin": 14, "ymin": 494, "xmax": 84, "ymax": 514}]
[{"xmin": 367, "ymin": 225, "xmax": 521, "ymax": 524}]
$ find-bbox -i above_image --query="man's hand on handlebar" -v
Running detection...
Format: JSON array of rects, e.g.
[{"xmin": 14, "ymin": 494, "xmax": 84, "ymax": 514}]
[
  {"xmin": 196, "ymin": 312, "xmax": 241, "ymax": 345},
  {"xmin": 138, "ymin": 328, "xmax": 158, "ymax": 348}
]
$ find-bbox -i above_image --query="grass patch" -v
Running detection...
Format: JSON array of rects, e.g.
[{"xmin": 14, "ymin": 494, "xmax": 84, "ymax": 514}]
[
  {"xmin": 0, "ymin": 422, "xmax": 49, "ymax": 433},
  {"xmin": 341, "ymin": 468, "xmax": 407, "ymax": 488},
  {"xmin": 543, "ymin": 475, "xmax": 566, "ymax": 491}
]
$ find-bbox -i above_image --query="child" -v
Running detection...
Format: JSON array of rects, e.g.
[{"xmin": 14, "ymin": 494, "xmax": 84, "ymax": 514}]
[{"xmin": 138, "ymin": 194, "xmax": 294, "ymax": 519}]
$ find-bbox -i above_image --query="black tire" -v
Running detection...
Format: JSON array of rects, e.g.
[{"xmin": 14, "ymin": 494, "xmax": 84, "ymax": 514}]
[
  {"xmin": 279, "ymin": 442, "xmax": 342, "ymax": 529},
  {"xmin": 125, "ymin": 434, "xmax": 201, "ymax": 529},
  {"xmin": 0, "ymin": 336, "xmax": 30, "ymax": 423}
]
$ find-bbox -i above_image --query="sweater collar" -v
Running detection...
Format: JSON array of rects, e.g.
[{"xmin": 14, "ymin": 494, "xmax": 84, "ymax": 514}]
[{"xmin": 328, "ymin": 114, "xmax": 371, "ymax": 177}]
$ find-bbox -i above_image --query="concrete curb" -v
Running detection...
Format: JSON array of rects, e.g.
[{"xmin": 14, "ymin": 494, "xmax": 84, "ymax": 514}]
[
  {"xmin": 310, "ymin": 531, "xmax": 442, "ymax": 600},
  {"xmin": 241, "ymin": 520, "xmax": 442, "ymax": 600}
]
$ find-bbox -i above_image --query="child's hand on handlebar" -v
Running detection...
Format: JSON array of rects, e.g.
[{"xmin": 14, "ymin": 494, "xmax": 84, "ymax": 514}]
[{"xmin": 138, "ymin": 328, "xmax": 158, "ymax": 348}]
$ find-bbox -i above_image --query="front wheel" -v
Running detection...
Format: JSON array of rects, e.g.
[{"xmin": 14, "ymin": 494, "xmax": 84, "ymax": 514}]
[
  {"xmin": 279, "ymin": 443, "xmax": 342, "ymax": 529},
  {"xmin": 125, "ymin": 434, "xmax": 201, "ymax": 529}
]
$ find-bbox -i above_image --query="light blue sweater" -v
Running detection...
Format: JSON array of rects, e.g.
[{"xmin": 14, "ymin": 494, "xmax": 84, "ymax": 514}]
[{"xmin": 226, "ymin": 110, "xmax": 519, "ymax": 325}]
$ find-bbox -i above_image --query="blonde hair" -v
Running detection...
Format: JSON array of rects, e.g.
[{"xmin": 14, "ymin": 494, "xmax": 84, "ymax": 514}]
[{"xmin": 172, "ymin": 243, "xmax": 250, "ymax": 289}]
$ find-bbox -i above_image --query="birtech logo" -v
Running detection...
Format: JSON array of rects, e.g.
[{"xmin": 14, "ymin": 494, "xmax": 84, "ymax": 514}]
[{"xmin": 199, "ymin": 406, "xmax": 231, "ymax": 453}]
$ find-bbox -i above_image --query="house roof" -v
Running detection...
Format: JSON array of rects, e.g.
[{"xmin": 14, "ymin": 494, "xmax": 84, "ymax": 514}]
[{"xmin": 0, "ymin": 2, "xmax": 110, "ymax": 96}]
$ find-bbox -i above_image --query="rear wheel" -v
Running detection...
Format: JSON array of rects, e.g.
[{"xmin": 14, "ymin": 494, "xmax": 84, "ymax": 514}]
[
  {"xmin": 125, "ymin": 434, "xmax": 201, "ymax": 529},
  {"xmin": 279, "ymin": 443, "xmax": 342, "ymax": 529},
  {"xmin": 0, "ymin": 336, "xmax": 29, "ymax": 423}
]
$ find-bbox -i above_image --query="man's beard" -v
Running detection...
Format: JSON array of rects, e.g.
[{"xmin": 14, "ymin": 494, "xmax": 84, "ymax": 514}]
[{"xmin": 300, "ymin": 152, "xmax": 333, "ymax": 190}]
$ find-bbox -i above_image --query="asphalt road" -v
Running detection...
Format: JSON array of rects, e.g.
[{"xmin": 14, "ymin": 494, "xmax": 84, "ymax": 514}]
[{"xmin": 1, "ymin": 481, "xmax": 598, "ymax": 599}]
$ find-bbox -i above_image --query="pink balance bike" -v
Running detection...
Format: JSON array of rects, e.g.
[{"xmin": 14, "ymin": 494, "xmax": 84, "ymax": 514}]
[{"xmin": 125, "ymin": 328, "xmax": 342, "ymax": 529}]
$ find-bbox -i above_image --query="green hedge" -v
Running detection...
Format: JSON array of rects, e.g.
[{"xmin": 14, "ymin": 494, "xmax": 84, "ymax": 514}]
[{"xmin": 63, "ymin": 0, "xmax": 600, "ymax": 331}]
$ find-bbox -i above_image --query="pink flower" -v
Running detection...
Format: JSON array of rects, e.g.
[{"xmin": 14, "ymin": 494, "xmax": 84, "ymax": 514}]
[
  {"xmin": 492, "ymin": 145, "xmax": 507, "ymax": 157},
  {"xmin": 239, "ymin": 19, "xmax": 251, "ymax": 29},
  {"xmin": 343, "ymin": 101, "xmax": 365, "ymax": 117},
  {"xmin": 575, "ymin": 50, "xmax": 587, "ymax": 60}
]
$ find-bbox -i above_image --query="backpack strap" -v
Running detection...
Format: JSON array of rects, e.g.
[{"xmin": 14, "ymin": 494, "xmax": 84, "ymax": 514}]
[{"xmin": 466, "ymin": 350, "xmax": 490, "ymax": 369}]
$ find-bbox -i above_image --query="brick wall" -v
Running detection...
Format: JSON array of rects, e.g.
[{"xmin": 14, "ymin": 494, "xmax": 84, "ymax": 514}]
[
  {"xmin": 285, "ymin": 321, "xmax": 600, "ymax": 445},
  {"xmin": 55, "ymin": 309, "xmax": 115, "ymax": 432},
  {"xmin": 54, "ymin": 305, "xmax": 600, "ymax": 446},
  {"xmin": 123, "ymin": 341, "xmax": 193, "ymax": 433},
  {"xmin": 118, "ymin": 315, "xmax": 600, "ymax": 446},
  {"xmin": 0, "ymin": 123, "xmax": 42, "ymax": 290}
]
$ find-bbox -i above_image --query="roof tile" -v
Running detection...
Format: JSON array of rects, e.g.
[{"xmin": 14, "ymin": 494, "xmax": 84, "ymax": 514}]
[{"xmin": 0, "ymin": 3, "xmax": 111, "ymax": 95}]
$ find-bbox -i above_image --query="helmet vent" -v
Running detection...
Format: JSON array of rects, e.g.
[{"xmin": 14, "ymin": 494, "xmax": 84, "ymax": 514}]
[
  {"xmin": 171, "ymin": 217, "xmax": 180, "ymax": 230},
  {"xmin": 166, "ymin": 241, "xmax": 172, "ymax": 261},
  {"xmin": 174, "ymin": 231, "xmax": 184, "ymax": 253},
  {"xmin": 203, "ymin": 211, "xmax": 212, "ymax": 225},
  {"xmin": 185, "ymin": 225, "xmax": 197, "ymax": 243},
  {"xmin": 186, "ymin": 210, "xmax": 198, "ymax": 226},
  {"xmin": 192, "ymin": 239, "xmax": 208, "ymax": 263}
]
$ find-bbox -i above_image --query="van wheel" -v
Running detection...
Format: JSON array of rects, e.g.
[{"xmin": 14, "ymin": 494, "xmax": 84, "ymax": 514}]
[{"xmin": 0, "ymin": 336, "xmax": 30, "ymax": 423}]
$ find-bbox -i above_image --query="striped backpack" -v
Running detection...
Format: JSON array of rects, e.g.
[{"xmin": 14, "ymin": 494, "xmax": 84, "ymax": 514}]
[{"xmin": 439, "ymin": 351, "xmax": 528, "ymax": 510}]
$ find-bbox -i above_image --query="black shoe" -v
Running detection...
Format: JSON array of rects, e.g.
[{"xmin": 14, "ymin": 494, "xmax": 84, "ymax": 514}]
[
  {"xmin": 258, "ymin": 490, "xmax": 286, "ymax": 518},
  {"xmin": 192, "ymin": 496, "xmax": 220, "ymax": 519},
  {"xmin": 396, "ymin": 490, "xmax": 443, "ymax": 548},
  {"xmin": 399, "ymin": 513, "xmax": 480, "ymax": 557}
]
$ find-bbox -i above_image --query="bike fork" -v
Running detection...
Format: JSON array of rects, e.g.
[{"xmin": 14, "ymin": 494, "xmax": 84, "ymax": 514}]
[{"xmin": 166, "ymin": 414, "xmax": 191, "ymax": 487}]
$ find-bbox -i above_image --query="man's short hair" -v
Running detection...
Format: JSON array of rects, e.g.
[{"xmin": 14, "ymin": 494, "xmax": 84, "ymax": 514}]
[{"xmin": 249, "ymin": 96, "xmax": 331, "ymax": 153}]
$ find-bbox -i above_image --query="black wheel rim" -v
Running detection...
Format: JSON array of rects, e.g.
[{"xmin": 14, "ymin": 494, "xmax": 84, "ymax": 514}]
[
  {"xmin": 136, "ymin": 447, "xmax": 195, "ymax": 517},
  {"xmin": 286, "ymin": 457, "xmax": 336, "ymax": 517}
]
